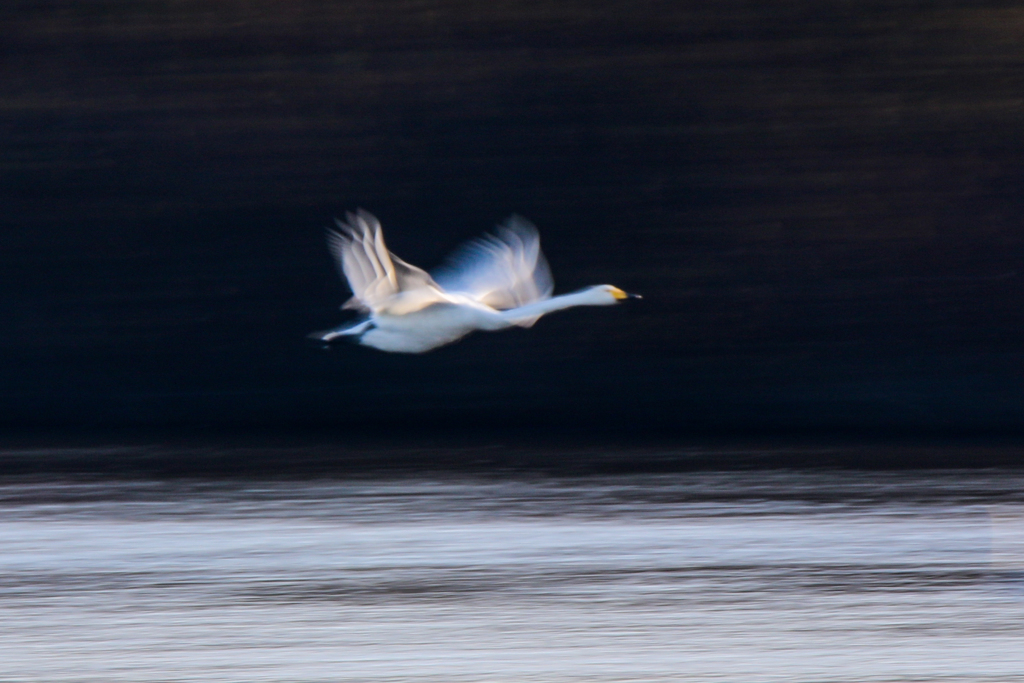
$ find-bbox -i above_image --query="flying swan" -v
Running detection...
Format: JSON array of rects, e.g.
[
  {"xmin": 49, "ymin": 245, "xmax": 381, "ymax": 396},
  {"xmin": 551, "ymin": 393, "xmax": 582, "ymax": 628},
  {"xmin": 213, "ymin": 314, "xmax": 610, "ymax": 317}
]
[{"xmin": 309, "ymin": 210, "xmax": 639, "ymax": 353}]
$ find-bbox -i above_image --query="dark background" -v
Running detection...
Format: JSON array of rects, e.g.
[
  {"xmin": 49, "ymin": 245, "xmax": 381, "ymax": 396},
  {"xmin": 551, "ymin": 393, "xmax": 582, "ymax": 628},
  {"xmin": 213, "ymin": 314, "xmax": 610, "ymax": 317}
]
[{"xmin": 3, "ymin": 0, "xmax": 1024, "ymax": 439}]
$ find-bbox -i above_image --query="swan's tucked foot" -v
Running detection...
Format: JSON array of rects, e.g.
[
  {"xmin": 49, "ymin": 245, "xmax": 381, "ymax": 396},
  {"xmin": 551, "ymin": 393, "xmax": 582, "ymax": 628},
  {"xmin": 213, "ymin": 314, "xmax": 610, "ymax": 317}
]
[{"xmin": 307, "ymin": 319, "xmax": 374, "ymax": 345}]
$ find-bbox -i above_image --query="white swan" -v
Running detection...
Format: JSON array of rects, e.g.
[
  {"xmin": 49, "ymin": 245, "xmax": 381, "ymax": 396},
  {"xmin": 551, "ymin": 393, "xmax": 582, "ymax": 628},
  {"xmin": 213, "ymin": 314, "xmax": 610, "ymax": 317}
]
[{"xmin": 309, "ymin": 210, "xmax": 639, "ymax": 353}]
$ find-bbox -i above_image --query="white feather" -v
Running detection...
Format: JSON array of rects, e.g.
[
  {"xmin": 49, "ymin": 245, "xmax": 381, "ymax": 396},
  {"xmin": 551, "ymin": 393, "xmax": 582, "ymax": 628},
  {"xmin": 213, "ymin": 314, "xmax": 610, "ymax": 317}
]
[{"xmin": 432, "ymin": 216, "xmax": 554, "ymax": 326}]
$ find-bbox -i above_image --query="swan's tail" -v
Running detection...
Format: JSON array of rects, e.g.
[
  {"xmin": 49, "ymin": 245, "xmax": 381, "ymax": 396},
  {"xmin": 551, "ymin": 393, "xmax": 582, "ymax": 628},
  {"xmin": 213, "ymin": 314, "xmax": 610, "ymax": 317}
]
[{"xmin": 307, "ymin": 319, "xmax": 374, "ymax": 343}]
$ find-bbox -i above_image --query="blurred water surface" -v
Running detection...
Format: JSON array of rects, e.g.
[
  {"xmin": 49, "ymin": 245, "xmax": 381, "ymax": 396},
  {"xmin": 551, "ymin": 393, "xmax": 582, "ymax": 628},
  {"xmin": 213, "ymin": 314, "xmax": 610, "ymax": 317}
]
[{"xmin": 0, "ymin": 468, "xmax": 1022, "ymax": 682}]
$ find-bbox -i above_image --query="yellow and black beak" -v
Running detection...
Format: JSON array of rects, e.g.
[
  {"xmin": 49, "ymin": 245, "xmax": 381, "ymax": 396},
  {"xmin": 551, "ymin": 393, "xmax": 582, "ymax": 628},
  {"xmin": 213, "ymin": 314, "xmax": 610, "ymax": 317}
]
[{"xmin": 610, "ymin": 287, "xmax": 642, "ymax": 301}]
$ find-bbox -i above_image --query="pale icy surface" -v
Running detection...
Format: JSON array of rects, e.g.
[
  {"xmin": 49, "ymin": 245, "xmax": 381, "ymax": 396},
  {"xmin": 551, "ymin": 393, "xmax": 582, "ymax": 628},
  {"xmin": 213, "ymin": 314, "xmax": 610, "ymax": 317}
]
[{"xmin": 0, "ymin": 470, "xmax": 1022, "ymax": 682}]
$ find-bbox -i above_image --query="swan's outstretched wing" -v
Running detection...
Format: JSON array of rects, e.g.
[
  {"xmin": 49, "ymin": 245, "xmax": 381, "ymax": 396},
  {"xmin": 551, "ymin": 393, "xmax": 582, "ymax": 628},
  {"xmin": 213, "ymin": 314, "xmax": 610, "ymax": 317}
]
[
  {"xmin": 432, "ymin": 216, "xmax": 554, "ymax": 315},
  {"xmin": 327, "ymin": 210, "xmax": 443, "ymax": 313}
]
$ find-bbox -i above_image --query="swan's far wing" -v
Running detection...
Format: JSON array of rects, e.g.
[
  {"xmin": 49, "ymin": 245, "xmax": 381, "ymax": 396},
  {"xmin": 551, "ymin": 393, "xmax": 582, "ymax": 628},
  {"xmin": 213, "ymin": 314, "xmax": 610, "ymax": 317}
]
[
  {"xmin": 432, "ymin": 216, "xmax": 554, "ymax": 311},
  {"xmin": 327, "ymin": 210, "xmax": 441, "ymax": 312}
]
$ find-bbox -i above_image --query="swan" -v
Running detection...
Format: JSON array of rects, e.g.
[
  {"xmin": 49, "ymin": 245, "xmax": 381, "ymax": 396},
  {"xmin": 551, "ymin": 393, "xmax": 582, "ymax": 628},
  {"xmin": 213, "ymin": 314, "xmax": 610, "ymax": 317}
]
[{"xmin": 309, "ymin": 210, "xmax": 639, "ymax": 353}]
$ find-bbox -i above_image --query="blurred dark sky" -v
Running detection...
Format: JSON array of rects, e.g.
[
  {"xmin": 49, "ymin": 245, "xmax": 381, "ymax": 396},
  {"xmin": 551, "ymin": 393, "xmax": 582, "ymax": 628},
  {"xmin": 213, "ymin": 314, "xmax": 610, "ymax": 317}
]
[{"xmin": 2, "ymin": 0, "xmax": 1024, "ymax": 435}]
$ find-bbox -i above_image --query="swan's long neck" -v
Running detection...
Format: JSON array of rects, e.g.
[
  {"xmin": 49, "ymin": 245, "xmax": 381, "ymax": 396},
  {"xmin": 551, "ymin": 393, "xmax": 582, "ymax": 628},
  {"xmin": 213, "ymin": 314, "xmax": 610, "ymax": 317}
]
[{"xmin": 499, "ymin": 289, "xmax": 603, "ymax": 326}]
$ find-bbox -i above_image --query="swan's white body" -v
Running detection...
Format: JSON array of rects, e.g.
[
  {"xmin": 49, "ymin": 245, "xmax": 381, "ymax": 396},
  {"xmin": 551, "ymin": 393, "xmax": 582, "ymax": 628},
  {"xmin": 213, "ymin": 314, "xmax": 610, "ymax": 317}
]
[{"xmin": 310, "ymin": 211, "xmax": 634, "ymax": 353}]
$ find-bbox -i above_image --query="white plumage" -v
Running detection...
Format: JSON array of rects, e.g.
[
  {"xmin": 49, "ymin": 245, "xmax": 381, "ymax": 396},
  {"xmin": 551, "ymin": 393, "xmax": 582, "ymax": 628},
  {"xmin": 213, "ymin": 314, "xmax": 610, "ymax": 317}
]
[{"xmin": 310, "ymin": 210, "xmax": 637, "ymax": 353}]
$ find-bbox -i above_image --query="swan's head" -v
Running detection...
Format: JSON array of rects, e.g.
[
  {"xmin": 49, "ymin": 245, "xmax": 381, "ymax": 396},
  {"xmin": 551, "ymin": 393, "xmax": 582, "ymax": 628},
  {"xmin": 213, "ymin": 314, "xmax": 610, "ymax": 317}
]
[{"xmin": 585, "ymin": 285, "xmax": 642, "ymax": 305}]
